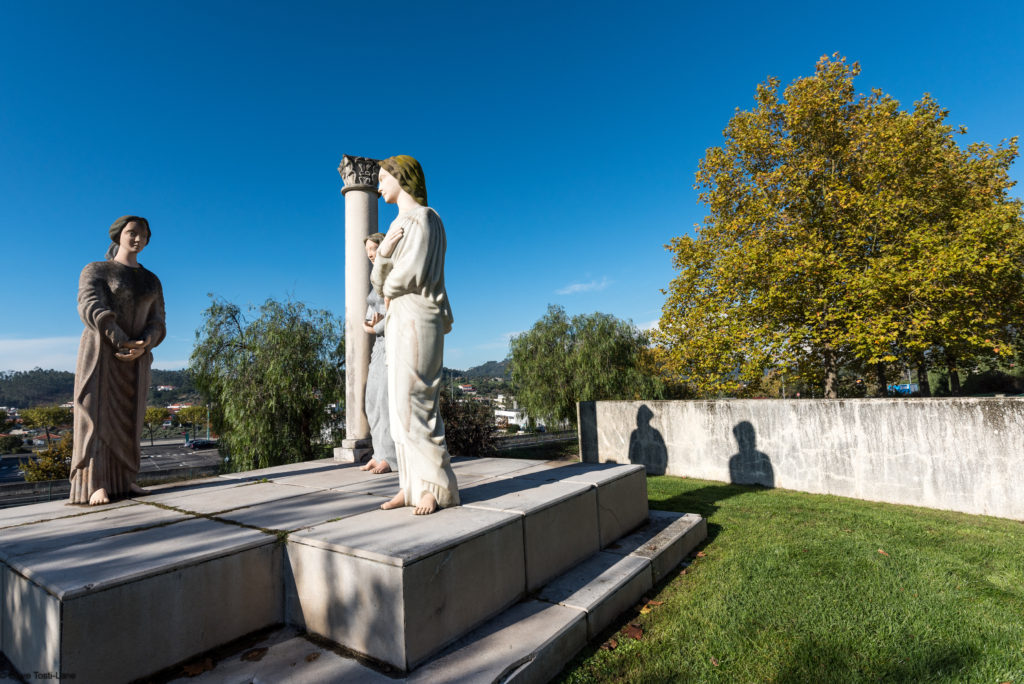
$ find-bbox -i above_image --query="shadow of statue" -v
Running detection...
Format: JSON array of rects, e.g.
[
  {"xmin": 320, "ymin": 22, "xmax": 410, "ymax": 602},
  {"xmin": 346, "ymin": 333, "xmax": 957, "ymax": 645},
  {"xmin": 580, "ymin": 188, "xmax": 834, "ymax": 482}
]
[
  {"xmin": 627, "ymin": 404, "xmax": 668, "ymax": 475},
  {"xmin": 728, "ymin": 420, "xmax": 774, "ymax": 487}
]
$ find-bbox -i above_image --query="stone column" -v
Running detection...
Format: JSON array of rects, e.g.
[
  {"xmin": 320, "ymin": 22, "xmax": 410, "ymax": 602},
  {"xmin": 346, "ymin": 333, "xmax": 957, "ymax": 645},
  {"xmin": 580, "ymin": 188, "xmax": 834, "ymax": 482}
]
[{"xmin": 334, "ymin": 155, "xmax": 380, "ymax": 463}]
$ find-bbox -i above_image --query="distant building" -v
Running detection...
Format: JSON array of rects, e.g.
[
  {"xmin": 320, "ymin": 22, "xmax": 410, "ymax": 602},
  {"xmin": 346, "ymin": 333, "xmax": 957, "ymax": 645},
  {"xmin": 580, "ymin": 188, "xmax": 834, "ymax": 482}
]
[
  {"xmin": 156, "ymin": 385, "xmax": 176, "ymax": 392},
  {"xmin": 494, "ymin": 408, "xmax": 529, "ymax": 428}
]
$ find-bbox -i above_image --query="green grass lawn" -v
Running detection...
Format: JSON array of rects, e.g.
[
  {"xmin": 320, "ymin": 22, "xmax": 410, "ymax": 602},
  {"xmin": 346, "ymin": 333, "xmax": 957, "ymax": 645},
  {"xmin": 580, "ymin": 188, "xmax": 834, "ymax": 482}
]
[{"xmin": 558, "ymin": 476, "xmax": 1024, "ymax": 683}]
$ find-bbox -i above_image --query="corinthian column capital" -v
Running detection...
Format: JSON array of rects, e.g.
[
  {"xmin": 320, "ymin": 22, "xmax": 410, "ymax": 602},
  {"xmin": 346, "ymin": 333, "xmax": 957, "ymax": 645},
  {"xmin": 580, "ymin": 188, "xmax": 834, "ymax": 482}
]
[{"xmin": 339, "ymin": 155, "xmax": 381, "ymax": 193}]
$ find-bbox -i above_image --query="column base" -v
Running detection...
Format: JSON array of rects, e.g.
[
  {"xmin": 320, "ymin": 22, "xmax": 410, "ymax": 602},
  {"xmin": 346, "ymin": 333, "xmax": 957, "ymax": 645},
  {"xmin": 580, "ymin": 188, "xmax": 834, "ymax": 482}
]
[{"xmin": 333, "ymin": 439, "xmax": 372, "ymax": 463}]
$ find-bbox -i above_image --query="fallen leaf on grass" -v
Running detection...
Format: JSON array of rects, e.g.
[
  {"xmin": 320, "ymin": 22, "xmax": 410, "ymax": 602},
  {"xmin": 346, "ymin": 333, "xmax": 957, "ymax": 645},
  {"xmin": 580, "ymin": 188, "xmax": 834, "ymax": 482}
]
[
  {"xmin": 711, "ymin": 657, "xmax": 719, "ymax": 666},
  {"xmin": 878, "ymin": 549, "xmax": 889, "ymax": 556},
  {"xmin": 305, "ymin": 652, "xmax": 320, "ymax": 663},
  {"xmin": 639, "ymin": 599, "xmax": 665, "ymax": 615},
  {"xmin": 622, "ymin": 624, "xmax": 643, "ymax": 640},
  {"xmin": 182, "ymin": 657, "xmax": 215, "ymax": 676},
  {"xmin": 241, "ymin": 648, "xmax": 268, "ymax": 662},
  {"xmin": 696, "ymin": 551, "xmax": 706, "ymax": 558},
  {"xmin": 600, "ymin": 638, "xmax": 618, "ymax": 651}
]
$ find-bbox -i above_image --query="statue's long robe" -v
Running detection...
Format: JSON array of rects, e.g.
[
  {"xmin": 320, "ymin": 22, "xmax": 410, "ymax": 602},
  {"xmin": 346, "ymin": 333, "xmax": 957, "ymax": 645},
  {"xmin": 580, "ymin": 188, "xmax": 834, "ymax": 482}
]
[
  {"xmin": 371, "ymin": 205, "xmax": 459, "ymax": 508},
  {"xmin": 71, "ymin": 261, "xmax": 165, "ymax": 503}
]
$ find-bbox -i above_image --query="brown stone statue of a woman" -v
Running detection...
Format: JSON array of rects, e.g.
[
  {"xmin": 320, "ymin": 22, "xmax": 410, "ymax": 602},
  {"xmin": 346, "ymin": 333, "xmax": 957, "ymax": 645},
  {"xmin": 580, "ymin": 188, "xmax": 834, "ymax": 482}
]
[{"xmin": 70, "ymin": 216, "xmax": 166, "ymax": 505}]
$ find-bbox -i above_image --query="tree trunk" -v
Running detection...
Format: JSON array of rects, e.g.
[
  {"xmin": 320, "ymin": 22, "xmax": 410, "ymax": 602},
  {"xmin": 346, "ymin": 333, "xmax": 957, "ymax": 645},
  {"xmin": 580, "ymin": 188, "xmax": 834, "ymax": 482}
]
[
  {"xmin": 823, "ymin": 347, "xmax": 838, "ymax": 398},
  {"xmin": 916, "ymin": 360, "xmax": 931, "ymax": 397},
  {"xmin": 874, "ymin": 364, "xmax": 888, "ymax": 397},
  {"xmin": 948, "ymin": 365, "xmax": 961, "ymax": 395}
]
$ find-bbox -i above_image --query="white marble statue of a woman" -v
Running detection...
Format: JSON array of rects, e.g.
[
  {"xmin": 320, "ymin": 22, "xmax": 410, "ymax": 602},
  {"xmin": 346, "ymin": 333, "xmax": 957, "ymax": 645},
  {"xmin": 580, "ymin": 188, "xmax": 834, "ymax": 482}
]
[{"xmin": 371, "ymin": 155, "xmax": 459, "ymax": 515}]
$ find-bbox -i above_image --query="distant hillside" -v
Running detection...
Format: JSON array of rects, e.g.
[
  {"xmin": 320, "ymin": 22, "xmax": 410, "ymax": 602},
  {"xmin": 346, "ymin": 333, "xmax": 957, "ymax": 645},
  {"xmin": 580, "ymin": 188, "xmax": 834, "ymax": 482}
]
[
  {"xmin": 463, "ymin": 359, "xmax": 509, "ymax": 379},
  {"xmin": 0, "ymin": 369, "xmax": 74, "ymax": 408},
  {"xmin": 149, "ymin": 369, "xmax": 200, "ymax": 405},
  {"xmin": 0, "ymin": 367, "xmax": 199, "ymax": 408}
]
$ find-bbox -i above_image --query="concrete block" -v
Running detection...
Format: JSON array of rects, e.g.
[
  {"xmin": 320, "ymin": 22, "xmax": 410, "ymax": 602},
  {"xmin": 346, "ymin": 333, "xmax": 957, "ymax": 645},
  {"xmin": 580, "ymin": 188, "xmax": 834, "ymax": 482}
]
[
  {"xmin": 410, "ymin": 600, "xmax": 587, "ymax": 684},
  {"xmin": 0, "ymin": 498, "xmax": 132, "ymax": 531},
  {"xmin": 328, "ymin": 471, "xmax": 402, "ymax": 498},
  {"xmin": 218, "ymin": 458, "xmax": 341, "ymax": 481},
  {"xmin": 288, "ymin": 506, "xmax": 525, "ymax": 671},
  {"xmin": 137, "ymin": 481, "xmax": 311, "ymax": 515},
  {"xmin": 2, "ymin": 517, "xmax": 281, "ymax": 683},
  {"xmin": 461, "ymin": 477, "xmax": 599, "ymax": 590},
  {"xmin": 217, "ymin": 489, "xmax": 385, "ymax": 532},
  {"xmin": 604, "ymin": 511, "xmax": 707, "ymax": 584},
  {"xmin": 132, "ymin": 478, "xmax": 267, "ymax": 508},
  {"xmin": 264, "ymin": 463, "xmax": 387, "ymax": 490},
  {"xmin": 2, "ymin": 568, "xmax": 59, "ymax": 677},
  {"xmin": 517, "ymin": 463, "xmax": 649, "ymax": 547},
  {"xmin": 4, "ymin": 517, "xmax": 271, "ymax": 596},
  {"xmin": 0, "ymin": 503, "xmax": 188, "ymax": 564},
  {"xmin": 449, "ymin": 456, "xmax": 547, "ymax": 483},
  {"xmin": 537, "ymin": 551, "xmax": 651, "ymax": 639},
  {"xmin": 167, "ymin": 628, "xmax": 396, "ymax": 684},
  {"xmin": 61, "ymin": 542, "xmax": 281, "ymax": 682}
]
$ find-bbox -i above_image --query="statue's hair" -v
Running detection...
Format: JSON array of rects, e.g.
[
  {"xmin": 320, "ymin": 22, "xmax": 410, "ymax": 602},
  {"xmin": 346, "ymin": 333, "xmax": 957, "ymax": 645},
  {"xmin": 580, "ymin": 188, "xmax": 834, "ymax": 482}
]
[
  {"xmin": 106, "ymin": 215, "xmax": 151, "ymax": 260},
  {"xmin": 365, "ymin": 232, "xmax": 385, "ymax": 245},
  {"xmin": 379, "ymin": 155, "xmax": 427, "ymax": 206}
]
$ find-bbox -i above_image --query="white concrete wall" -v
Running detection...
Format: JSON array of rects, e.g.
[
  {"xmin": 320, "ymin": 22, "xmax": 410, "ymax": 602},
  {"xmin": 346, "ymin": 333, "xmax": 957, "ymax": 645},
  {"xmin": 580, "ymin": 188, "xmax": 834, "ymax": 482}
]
[{"xmin": 578, "ymin": 398, "xmax": 1024, "ymax": 521}]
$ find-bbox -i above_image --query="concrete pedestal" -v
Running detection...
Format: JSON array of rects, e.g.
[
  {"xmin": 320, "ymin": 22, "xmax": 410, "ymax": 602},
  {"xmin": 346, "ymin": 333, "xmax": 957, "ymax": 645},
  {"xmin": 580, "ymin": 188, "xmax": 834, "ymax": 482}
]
[{"xmin": 0, "ymin": 458, "xmax": 705, "ymax": 682}]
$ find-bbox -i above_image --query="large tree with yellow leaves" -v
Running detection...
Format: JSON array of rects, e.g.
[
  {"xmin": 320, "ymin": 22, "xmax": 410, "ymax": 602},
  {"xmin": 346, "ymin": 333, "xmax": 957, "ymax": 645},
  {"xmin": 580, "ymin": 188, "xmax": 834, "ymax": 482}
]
[{"xmin": 657, "ymin": 54, "xmax": 1023, "ymax": 398}]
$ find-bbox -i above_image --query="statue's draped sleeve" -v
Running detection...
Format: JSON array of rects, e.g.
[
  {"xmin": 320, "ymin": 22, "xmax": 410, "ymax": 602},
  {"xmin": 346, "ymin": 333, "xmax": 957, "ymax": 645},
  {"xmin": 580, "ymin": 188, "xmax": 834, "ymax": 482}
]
[{"xmin": 78, "ymin": 263, "xmax": 128, "ymax": 348}]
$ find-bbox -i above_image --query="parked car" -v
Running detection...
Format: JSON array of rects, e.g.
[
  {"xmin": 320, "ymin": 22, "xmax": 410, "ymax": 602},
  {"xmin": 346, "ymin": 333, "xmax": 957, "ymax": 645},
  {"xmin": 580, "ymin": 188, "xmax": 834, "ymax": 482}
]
[{"xmin": 186, "ymin": 439, "xmax": 217, "ymax": 449}]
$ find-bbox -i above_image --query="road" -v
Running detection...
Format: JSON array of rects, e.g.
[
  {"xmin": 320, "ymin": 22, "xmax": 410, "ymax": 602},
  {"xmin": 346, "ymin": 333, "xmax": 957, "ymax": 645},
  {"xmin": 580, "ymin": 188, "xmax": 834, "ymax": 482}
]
[{"xmin": 0, "ymin": 443, "xmax": 222, "ymax": 484}]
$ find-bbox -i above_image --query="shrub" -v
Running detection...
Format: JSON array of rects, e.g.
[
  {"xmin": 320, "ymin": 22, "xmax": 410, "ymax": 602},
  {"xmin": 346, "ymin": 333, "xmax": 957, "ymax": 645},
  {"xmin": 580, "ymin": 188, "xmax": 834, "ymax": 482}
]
[
  {"xmin": 440, "ymin": 394, "xmax": 496, "ymax": 457},
  {"xmin": 0, "ymin": 435, "xmax": 24, "ymax": 454},
  {"xmin": 22, "ymin": 433, "xmax": 72, "ymax": 482}
]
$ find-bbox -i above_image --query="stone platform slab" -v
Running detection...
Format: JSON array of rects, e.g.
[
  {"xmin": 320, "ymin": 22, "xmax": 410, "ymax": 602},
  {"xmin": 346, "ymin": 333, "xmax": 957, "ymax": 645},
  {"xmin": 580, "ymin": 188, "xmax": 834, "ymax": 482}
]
[{"xmin": 0, "ymin": 457, "xmax": 704, "ymax": 683}]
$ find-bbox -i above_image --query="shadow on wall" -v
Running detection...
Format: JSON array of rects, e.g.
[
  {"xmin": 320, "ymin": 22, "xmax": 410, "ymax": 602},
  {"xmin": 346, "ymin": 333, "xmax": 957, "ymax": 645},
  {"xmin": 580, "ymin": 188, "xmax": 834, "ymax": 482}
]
[
  {"xmin": 628, "ymin": 405, "xmax": 668, "ymax": 475},
  {"xmin": 729, "ymin": 420, "xmax": 774, "ymax": 488}
]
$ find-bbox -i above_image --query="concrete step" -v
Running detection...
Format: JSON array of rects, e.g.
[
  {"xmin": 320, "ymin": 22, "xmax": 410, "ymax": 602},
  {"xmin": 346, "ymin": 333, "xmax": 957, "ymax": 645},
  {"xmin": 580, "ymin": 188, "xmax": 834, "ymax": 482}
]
[{"xmin": 167, "ymin": 510, "xmax": 706, "ymax": 684}]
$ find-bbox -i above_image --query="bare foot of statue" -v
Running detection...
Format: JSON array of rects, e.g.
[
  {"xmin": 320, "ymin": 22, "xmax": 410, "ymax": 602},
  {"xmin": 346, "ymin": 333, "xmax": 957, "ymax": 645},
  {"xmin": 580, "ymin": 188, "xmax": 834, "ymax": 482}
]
[
  {"xmin": 89, "ymin": 488, "xmax": 110, "ymax": 506},
  {"xmin": 414, "ymin": 492, "xmax": 438, "ymax": 516},
  {"xmin": 380, "ymin": 490, "xmax": 405, "ymax": 510},
  {"xmin": 360, "ymin": 458, "xmax": 379, "ymax": 472},
  {"xmin": 129, "ymin": 482, "xmax": 149, "ymax": 495},
  {"xmin": 371, "ymin": 461, "xmax": 392, "ymax": 474}
]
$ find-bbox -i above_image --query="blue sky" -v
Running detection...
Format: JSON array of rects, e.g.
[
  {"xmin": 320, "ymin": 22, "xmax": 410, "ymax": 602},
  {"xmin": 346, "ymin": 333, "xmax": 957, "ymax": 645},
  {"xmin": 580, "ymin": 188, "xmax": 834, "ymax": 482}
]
[{"xmin": 1, "ymin": 1, "xmax": 1022, "ymax": 372}]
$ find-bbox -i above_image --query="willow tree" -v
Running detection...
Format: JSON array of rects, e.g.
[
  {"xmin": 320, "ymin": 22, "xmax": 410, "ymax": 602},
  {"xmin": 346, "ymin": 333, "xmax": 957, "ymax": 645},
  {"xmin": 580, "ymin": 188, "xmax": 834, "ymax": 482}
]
[
  {"xmin": 657, "ymin": 54, "xmax": 1023, "ymax": 398},
  {"xmin": 190, "ymin": 297, "xmax": 344, "ymax": 470},
  {"xmin": 509, "ymin": 305, "xmax": 663, "ymax": 426}
]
